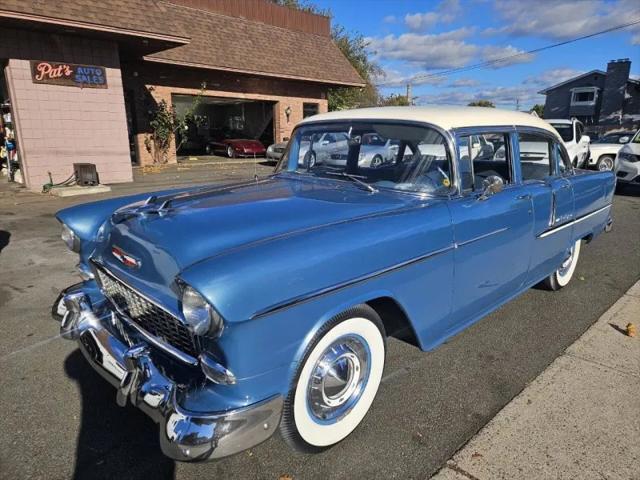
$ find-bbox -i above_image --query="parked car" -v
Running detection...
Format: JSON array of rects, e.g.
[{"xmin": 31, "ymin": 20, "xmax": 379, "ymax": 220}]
[
  {"xmin": 327, "ymin": 133, "xmax": 400, "ymax": 168},
  {"xmin": 266, "ymin": 140, "xmax": 288, "ymax": 162},
  {"xmin": 53, "ymin": 107, "xmax": 614, "ymax": 462},
  {"xmin": 298, "ymin": 132, "xmax": 349, "ymax": 166},
  {"xmin": 205, "ymin": 128, "xmax": 266, "ymax": 158},
  {"xmin": 615, "ymin": 128, "xmax": 640, "ymax": 185},
  {"xmin": 547, "ymin": 118, "xmax": 590, "ymax": 168},
  {"xmin": 586, "ymin": 130, "xmax": 635, "ymax": 171}
]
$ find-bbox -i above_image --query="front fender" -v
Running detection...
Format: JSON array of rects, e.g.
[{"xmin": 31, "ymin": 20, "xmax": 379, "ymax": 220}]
[{"xmin": 55, "ymin": 186, "xmax": 202, "ymax": 262}]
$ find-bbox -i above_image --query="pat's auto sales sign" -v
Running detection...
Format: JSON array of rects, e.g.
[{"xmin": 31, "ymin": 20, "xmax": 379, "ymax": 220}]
[{"xmin": 30, "ymin": 61, "xmax": 108, "ymax": 88}]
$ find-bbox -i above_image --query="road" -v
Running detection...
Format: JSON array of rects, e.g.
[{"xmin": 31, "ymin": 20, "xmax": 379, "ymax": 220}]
[{"xmin": 1, "ymin": 164, "xmax": 638, "ymax": 480}]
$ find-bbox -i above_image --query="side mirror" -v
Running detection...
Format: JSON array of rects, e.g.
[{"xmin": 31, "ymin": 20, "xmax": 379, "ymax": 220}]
[
  {"xmin": 479, "ymin": 175, "xmax": 504, "ymax": 200},
  {"xmin": 321, "ymin": 140, "xmax": 330, "ymax": 146},
  {"xmin": 582, "ymin": 135, "xmax": 590, "ymax": 143},
  {"xmin": 619, "ymin": 136, "xmax": 629, "ymax": 144}
]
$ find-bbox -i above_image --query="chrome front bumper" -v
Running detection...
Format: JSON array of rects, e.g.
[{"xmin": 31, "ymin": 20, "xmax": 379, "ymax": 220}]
[{"xmin": 55, "ymin": 287, "xmax": 283, "ymax": 461}]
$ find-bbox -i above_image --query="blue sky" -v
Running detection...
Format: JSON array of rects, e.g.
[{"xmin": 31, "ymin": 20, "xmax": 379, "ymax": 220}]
[{"xmin": 314, "ymin": 0, "xmax": 640, "ymax": 109}]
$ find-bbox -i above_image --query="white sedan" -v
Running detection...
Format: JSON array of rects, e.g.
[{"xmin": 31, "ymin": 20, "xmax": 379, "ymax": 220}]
[
  {"xmin": 587, "ymin": 131, "xmax": 635, "ymax": 171},
  {"xmin": 615, "ymin": 129, "xmax": 640, "ymax": 185}
]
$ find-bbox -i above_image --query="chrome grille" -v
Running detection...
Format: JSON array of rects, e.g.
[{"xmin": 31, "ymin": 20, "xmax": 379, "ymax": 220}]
[{"xmin": 94, "ymin": 264, "xmax": 199, "ymax": 358}]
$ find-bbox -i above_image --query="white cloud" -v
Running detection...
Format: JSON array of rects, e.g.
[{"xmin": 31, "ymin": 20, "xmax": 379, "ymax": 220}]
[
  {"xmin": 367, "ymin": 29, "xmax": 535, "ymax": 70},
  {"xmin": 404, "ymin": 0, "xmax": 461, "ymax": 31},
  {"xmin": 374, "ymin": 68, "xmax": 447, "ymax": 87},
  {"xmin": 523, "ymin": 68, "xmax": 585, "ymax": 87},
  {"xmin": 487, "ymin": 0, "xmax": 640, "ymax": 43},
  {"xmin": 418, "ymin": 84, "xmax": 545, "ymax": 108},
  {"xmin": 448, "ymin": 78, "xmax": 482, "ymax": 88},
  {"xmin": 383, "ymin": 15, "xmax": 397, "ymax": 24},
  {"xmin": 482, "ymin": 44, "xmax": 535, "ymax": 68}
]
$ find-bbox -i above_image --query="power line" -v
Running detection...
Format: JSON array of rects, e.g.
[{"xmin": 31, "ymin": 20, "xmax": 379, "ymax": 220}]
[{"xmin": 375, "ymin": 18, "xmax": 640, "ymax": 87}]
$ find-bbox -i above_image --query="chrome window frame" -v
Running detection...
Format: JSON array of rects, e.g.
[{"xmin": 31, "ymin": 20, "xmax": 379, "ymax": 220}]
[
  {"xmin": 513, "ymin": 126, "xmax": 571, "ymax": 183},
  {"xmin": 451, "ymin": 125, "xmax": 517, "ymax": 196},
  {"xmin": 276, "ymin": 119, "xmax": 459, "ymax": 198}
]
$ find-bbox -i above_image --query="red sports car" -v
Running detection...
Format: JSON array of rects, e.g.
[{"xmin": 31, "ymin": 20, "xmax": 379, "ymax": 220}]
[{"xmin": 205, "ymin": 129, "xmax": 266, "ymax": 158}]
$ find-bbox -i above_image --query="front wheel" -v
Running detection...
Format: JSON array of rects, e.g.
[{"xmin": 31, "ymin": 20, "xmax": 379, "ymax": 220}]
[
  {"xmin": 226, "ymin": 145, "xmax": 235, "ymax": 158},
  {"xmin": 280, "ymin": 305, "xmax": 386, "ymax": 452},
  {"xmin": 543, "ymin": 239, "xmax": 581, "ymax": 290},
  {"xmin": 596, "ymin": 155, "xmax": 615, "ymax": 171}
]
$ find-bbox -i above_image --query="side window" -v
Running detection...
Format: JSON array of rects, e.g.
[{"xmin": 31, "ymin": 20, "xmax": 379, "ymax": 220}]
[
  {"xmin": 518, "ymin": 132, "xmax": 553, "ymax": 182},
  {"xmin": 554, "ymin": 142, "xmax": 572, "ymax": 175},
  {"xmin": 457, "ymin": 133, "xmax": 511, "ymax": 191}
]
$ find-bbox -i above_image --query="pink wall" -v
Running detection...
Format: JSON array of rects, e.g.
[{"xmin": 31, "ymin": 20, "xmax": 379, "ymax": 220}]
[{"xmin": 1, "ymin": 30, "xmax": 132, "ymax": 191}]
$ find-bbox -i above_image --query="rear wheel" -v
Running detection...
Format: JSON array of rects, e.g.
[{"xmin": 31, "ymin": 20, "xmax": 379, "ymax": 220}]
[
  {"xmin": 227, "ymin": 146, "xmax": 235, "ymax": 158},
  {"xmin": 371, "ymin": 155, "xmax": 383, "ymax": 168},
  {"xmin": 596, "ymin": 155, "xmax": 615, "ymax": 171},
  {"xmin": 543, "ymin": 239, "xmax": 581, "ymax": 290},
  {"xmin": 280, "ymin": 305, "xmax": 386, "ymax": 452}
]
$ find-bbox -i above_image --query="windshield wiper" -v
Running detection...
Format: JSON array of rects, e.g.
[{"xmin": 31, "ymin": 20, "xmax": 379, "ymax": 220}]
[{"xmin": 324, "ymin": 171, "xmax": 378, "ymax": 193}]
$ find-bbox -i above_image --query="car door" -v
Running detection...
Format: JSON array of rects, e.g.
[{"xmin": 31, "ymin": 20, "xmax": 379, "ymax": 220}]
[
  {"xmin": 447, "ymin": 129, "xmax": 534, "ymax": 332},
  {"xmin": 516, "ymin": 130, "xmax": 575, "ymax": 283}
]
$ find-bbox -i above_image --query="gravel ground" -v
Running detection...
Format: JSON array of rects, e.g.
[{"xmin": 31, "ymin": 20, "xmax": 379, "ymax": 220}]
[{"xmin": 0, "ymin": 165, "xmax": 638, "ymax": 480}]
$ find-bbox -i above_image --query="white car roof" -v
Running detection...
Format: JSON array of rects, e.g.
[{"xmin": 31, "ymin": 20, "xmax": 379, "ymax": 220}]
[{"xmin": 300, "ymin": 106, "xmax": 561, "ymax": 139}]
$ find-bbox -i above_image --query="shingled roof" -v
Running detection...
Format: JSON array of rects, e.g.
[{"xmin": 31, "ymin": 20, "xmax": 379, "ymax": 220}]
[
  {"xmin": 145, "ymin": 2, "xmax": 364, "ymax": 86},
  {"xmin": 0, "ymin": 0, "xmax": 190, "ymax": 44},
  {"xmin": 0, "ymin": 0, "xmax": 364, "ymax": 87}
]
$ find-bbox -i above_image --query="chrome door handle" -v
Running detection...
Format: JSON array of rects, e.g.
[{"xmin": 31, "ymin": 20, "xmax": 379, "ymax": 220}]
[
  {"xmin": 517, "ymin": 194, "xmax": 531, "ymax": 200},
  {"xmin": 560, "ymin": 183, "xmax": 571, "ymax": 189}
]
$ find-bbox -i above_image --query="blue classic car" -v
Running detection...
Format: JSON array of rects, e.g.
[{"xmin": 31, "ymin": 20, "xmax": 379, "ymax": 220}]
[{"xmin": 53, "ymin": 107, "xmax": 615, "ymax": 461}]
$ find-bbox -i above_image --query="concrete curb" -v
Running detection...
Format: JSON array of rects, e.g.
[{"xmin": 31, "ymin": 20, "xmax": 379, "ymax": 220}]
[{"xmin": 431, "ymin": 281, "xmax": 640, "ymax": 480}]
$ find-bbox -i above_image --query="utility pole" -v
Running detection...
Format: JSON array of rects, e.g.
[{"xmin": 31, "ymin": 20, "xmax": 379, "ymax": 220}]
[
  {"xmin": 516, "ymin": 97, "xmax": 520, "ymax": 111},
  {"xmin": 406, "ymin": 83, "xmax": 412, "ymax": 105}
]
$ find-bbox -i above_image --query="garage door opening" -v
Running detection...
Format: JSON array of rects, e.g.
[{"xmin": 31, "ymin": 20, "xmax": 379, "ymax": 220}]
[{"xmin": 173, "ymin": 95, "xmax": 275, "ymax": 157}]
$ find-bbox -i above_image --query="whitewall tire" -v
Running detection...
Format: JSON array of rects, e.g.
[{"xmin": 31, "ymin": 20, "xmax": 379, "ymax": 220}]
[
  {"xmin": 280, "ymin": 305, "xmax": 386, "ymax": 452},
  {"xmin": 544, "ymin": 239, "xmax": 581, "ymax": 290}
]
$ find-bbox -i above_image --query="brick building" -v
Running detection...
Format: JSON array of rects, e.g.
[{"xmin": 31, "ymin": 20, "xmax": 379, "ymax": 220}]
[
  {"xmin": 0, "ymin": 0, "xmax": 363, "ymax": 191},
  {"xmin": 539, "ymin": 59, "xmax": 640, "ymax": 131}
]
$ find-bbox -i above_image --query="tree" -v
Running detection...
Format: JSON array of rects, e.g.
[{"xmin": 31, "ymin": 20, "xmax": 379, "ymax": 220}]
[
  {"xmin": 530, "ymin": 104, "xmax": 545, "ymax": 117},
  {"xmin": 272, "ymin": 0, "xmax": 381, "ymax": 110},
  {"xmin": 144, "ymin": 84, "xmax": 205, "ymax": 164},
  {"xmin": 468, "ymin": 100, "xmax": 495, "ymax": 108},
  {"xmin": 379, "ymin": 93, "xmax": 410, "ymax": 107}
]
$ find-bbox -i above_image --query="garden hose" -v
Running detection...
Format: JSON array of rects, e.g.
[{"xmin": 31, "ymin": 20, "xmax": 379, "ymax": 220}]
[{"xmin": 42, "ymin": 172, "xmax": 76, "ymax": 193}]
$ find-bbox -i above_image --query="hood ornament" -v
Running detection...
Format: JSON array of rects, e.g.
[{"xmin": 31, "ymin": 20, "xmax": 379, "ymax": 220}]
[{"xmin": 111, "ymin": 246, "xmax": 141, "ymax": 269}]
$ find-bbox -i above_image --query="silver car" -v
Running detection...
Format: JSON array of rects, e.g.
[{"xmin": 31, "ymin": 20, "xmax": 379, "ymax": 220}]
[{"xmin": 266, "ymin": 141, "xmax": 287, "ymax": 161}]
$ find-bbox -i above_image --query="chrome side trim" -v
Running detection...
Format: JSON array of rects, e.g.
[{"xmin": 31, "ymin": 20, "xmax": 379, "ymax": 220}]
[
  {"xmin": 537, "ymin": 204, "xmax": 612, "ymax": 239},
  {"xmin": 251, "ymin": 244, "xmax": 456, "ymax": 319},
  {"xmin": 455, "ymin": 227, "xmax": 509, "ymax": 248}
]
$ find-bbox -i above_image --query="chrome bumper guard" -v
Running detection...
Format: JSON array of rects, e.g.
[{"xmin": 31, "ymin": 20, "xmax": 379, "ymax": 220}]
[{"xmin": 55, "ymin": 288, "xmax": 283, "ymax": 461}]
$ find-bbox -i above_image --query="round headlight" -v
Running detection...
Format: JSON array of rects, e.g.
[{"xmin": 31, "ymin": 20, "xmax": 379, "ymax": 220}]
[
  {"xmin": 61, "ymin": 224, "xmax": 80, "ymax": 252},
  {"xmin": 181, "ymin": 286, "xmax": 223, "ymax": 336}
]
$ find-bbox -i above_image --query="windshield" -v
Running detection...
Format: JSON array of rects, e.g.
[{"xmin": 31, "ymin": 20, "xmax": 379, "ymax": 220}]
[
  {"xmin": 276, "ymin": 121, "xmax": 452, "ymax": 194},
  {"xmin": 550, "ymin": 123, "xmax": 573, "ymax": 142},
  {"xmin": 632, "ymin": 130, "xmax": 640, "ymax": 144}
]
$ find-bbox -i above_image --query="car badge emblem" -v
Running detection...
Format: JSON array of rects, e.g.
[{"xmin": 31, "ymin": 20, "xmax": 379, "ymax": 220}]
[{"xmin": 111, "ymin": 246, "xmax": 141, "ymax": 268}]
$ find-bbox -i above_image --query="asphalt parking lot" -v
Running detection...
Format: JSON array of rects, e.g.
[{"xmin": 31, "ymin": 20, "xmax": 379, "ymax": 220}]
[{"xmin": 1, "ymin": 164, "xmax": 639, "ymax": 480}]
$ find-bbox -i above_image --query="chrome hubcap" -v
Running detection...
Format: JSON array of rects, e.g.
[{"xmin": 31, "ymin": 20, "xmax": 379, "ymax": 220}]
[
  {"xmin": 307, "ymin": 335, "xmax": 370, "ymax": 423},
  {"xmin": 599, "ymin": 158, "xmax": 614, "ymax": 171}
]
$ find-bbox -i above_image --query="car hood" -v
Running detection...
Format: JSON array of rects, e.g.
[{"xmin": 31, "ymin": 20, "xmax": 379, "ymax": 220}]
[
  {"xmin": 95, "ymin": 175, "xmax": 409, "ymax": 297},
  {"xmin": 619, "ymin": 143, "xmax": 640, "ymax": 155}
]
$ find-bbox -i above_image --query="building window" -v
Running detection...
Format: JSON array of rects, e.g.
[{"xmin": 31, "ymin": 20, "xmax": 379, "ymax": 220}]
[
  {"xmin": 303, "ymin": 103, "xmax": 319, "ymax": 118},
  {"xmin": 570, "ymin": 87, "xmax": 598, "ymax": 106}
]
